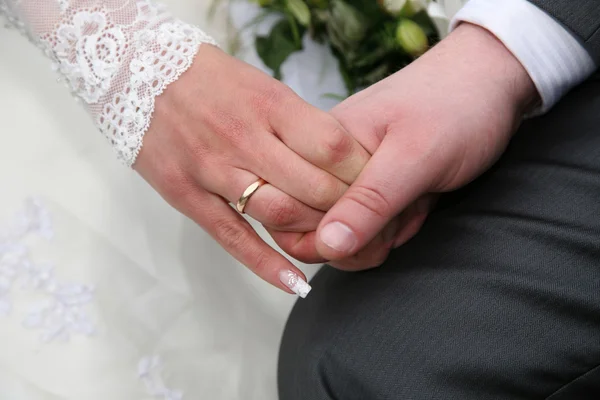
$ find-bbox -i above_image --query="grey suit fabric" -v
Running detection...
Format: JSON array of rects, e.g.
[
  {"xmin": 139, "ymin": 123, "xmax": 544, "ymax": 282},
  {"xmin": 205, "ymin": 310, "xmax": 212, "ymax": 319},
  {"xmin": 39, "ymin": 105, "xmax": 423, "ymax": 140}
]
[
  {"xmin": 278, "ymin": 66, "xmax": 600, "ymax": 400},
  {"xmin": 278, "ymin": 2, "xmax": 600, "ymax": 399},
  {"xmin": 529, "ymin": 0, "xmax": 600, "ymax": 62}
]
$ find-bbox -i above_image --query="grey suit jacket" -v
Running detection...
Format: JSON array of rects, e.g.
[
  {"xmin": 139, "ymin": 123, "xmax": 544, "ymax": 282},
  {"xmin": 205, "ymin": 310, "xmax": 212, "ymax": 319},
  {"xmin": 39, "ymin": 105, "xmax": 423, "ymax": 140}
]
[{"xmin": 529, "ymin": 0, "xmax": 600, "ymax": 63}]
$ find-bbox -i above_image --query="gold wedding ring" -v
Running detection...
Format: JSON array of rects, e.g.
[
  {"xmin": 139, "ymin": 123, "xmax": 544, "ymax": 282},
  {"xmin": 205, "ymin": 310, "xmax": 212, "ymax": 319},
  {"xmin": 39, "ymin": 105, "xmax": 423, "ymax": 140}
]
[{"xmin": 236, "ymin": 178, "xmax": 267, "ymax": 214}]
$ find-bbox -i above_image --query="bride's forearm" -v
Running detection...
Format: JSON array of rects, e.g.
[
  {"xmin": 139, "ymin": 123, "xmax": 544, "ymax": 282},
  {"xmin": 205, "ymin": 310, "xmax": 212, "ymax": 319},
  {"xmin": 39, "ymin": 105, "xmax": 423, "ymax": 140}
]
[{"xmin": 0, "ymin": 0, "xmax": 217, "ymax": 167}]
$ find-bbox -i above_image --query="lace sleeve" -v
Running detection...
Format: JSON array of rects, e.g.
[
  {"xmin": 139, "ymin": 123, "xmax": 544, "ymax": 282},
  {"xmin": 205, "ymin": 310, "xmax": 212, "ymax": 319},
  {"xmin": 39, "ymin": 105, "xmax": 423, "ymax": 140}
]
[{"xmin": 0, "ymin": 0, "xmax": 217, "ymax": 167}]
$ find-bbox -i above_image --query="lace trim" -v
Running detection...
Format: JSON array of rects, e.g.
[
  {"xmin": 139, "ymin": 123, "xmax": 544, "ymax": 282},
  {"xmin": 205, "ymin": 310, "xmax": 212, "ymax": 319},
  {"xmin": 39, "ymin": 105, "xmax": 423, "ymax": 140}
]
[
  {"xmin": 1, "ymin": 0, "xmax": 217, "ymax": 167},
  {"xmin": 97, "ymin": 21, "xmax": 217, "ymax": 166},
  {"xmin": 0, "ymin": 1, "xmax": 35, "ymax": 43},
  {"xmin": 0, "ymin": 199, "xmax": 96, "ymax": 343}
]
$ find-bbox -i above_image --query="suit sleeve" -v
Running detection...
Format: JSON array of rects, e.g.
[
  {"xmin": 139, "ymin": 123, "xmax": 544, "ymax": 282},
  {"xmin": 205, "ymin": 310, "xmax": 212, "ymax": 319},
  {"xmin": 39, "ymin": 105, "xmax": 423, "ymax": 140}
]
[
  {"xmin": 528, "ymin": 0, "xmax": 600, "ymax": 62},
  {"xmin": 451, "ymin": 0, "xmax": 596, "ymax": 114}
]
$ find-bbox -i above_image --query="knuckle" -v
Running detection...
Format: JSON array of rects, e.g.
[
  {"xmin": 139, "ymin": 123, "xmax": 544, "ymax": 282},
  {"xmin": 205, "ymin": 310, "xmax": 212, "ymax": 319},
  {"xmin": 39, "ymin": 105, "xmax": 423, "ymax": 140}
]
[
  {"xmin": 310, "ymin": 177, "xmax": 345, "ymax": 210},
  {"xmin": 180, "ymin": 129, "xmax": 211, "ymax": 161},
  {"xmin": 209, "ymin": 111, "xmax": 249, "ymax": 146},
  {"xmin": 252, "ymin": 85, "xmax": 292, "ymax": 117},
  {"xmin": 319, "ymin": 126, "xmax": 353, "ymax": 166},
  {"xmin": 212, "ymin": 219, "xmax": 275, "ymax": 276},
  {"xmin": 249, "ymin": 249, "xmax": 273, "ymax": 276},
  {"xmin": 265, "ymin": 196, "xmax": 300, "ymax": 228},
  {"xmin": 213, "ymin": 218, "xmax": 252, "ymax": 253},
  {"xmin": 156, "ymin": 165, "xmax": 192, "ymax": 203},
  {"xmin": 196, "ymin": 99, "xmax": 250, "ymax": 148},
  {"xmin": 344, "ymin": 185, "xmax": 393, "ymax": 219}
]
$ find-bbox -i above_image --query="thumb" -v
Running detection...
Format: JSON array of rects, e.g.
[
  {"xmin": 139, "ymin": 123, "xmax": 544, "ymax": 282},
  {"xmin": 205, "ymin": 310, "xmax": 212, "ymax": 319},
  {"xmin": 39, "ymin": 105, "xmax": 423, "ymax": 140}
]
[{"xmin": 315, "ymin": 135, "xmax": 434, "ymax": 260}]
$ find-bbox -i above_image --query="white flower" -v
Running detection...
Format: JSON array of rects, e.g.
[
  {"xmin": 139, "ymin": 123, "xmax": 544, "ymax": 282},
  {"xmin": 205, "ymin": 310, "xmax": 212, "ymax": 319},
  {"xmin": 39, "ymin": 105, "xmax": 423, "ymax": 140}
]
[
  {"xmin": 381, "ymin": 0, "xmax": 405, "ymax": 15},
  {"xmin": 408, "ymin": 0, "xmax": 430, "ymax": 13},
  {"xmin": 436, "ymin": 0, "xmax": 468, "ymax": 18},
  {"xmin": 382, "ymin": 0, "xmax": 430, "ymax": 16},
  {"xmin": 427, "ymin": 0, "xmax": 469, "ymax": 38}
]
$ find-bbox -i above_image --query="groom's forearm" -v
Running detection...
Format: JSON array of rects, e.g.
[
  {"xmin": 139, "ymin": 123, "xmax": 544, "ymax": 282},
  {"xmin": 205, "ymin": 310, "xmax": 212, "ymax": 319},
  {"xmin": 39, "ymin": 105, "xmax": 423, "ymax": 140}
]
[{"xmin": 452, "ymin": 0, "xmax": 597, "ymax": 114}]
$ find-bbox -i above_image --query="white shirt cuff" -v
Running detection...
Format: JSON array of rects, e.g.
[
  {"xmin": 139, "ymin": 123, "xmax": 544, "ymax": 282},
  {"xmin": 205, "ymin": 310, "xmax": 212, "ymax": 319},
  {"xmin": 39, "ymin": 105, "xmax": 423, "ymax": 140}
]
[{"xmin": 450, "ymin": 0, "xmax": 596, "ymax": 114}]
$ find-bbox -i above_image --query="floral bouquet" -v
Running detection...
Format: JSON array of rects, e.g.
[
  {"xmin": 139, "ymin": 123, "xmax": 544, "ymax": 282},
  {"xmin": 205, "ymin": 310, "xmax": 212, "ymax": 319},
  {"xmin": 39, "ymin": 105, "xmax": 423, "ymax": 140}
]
[{"xmin": 245, "ymin": 0, "xmax": 455, "ymax": 95}]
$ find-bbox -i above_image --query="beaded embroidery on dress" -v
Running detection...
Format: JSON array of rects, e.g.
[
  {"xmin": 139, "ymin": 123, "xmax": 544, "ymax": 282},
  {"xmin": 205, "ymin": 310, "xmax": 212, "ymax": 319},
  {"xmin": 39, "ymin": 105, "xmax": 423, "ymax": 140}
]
[{"xmin": 0, "ymin": 199, "xmax": 96, "ymax": 343}]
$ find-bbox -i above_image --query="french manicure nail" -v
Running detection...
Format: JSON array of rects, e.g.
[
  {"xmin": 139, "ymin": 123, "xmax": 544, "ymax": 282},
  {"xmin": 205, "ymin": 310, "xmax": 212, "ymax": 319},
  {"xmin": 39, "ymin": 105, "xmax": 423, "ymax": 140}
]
[
  {"xmin": 320, "ymin": 222, "xmax": 356, "ymax": 253},
  {"xmin": 279, "ymin": 270, "xmax": 312, "ymax": 298}
]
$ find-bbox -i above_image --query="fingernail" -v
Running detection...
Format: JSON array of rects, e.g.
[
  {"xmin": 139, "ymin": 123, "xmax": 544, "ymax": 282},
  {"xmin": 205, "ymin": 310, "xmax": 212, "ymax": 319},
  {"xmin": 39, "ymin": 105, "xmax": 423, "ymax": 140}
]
[
  {"xmin": 320, "ymin": 222, "xmax": 356, "ymax": 253},
  {"xmin": 279, "ymin": 270, "xmax": 312, "ymax": 298}
]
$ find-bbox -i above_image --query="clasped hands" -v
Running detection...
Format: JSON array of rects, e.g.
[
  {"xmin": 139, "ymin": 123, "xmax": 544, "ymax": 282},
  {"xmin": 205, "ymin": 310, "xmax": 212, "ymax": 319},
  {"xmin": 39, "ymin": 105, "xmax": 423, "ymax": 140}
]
[{"xmin": 135, "ymin": 23, "xmax": 537, "ymax": 296}]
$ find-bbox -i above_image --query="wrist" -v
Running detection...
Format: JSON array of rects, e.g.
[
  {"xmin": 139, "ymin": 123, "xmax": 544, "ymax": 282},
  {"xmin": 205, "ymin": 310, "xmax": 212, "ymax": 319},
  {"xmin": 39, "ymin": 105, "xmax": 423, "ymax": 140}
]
[{"xmin": 439, "ymin": 23, "xmax": 539, "ymax": 116}]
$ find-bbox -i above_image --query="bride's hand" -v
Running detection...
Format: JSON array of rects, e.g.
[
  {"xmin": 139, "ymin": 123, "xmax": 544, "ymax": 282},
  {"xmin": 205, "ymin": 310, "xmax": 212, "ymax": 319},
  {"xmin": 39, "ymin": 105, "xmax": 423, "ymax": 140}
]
[{"xmin": 135, "ymin": 45, "xmax": 370, "ymax": 296}]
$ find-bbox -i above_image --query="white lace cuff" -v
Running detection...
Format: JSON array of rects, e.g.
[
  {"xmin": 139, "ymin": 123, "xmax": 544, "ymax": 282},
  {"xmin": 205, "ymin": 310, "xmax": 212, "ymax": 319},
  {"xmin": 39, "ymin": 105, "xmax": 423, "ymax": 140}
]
[{"xmin": 0, "ymin": 0, "xmax": 217, "ymax": 167}]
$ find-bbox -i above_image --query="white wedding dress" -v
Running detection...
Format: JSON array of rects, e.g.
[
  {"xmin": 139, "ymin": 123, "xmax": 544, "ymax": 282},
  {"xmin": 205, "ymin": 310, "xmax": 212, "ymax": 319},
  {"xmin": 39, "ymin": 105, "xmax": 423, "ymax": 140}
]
[
  {"xmin": 0, "ymin": 0, "xmax": 460, "ymax": 398},
  {"xmin": 0, "ymin": 1, "xmax": 324, "ymax": 399}
]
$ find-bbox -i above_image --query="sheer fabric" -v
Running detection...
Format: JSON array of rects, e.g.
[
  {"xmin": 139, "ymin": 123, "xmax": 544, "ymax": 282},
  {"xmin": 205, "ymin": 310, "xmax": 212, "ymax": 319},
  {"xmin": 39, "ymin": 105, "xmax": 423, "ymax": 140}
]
[{"xmin": 0, "ymin": 0, "xmax": 216, "ymax": 166}]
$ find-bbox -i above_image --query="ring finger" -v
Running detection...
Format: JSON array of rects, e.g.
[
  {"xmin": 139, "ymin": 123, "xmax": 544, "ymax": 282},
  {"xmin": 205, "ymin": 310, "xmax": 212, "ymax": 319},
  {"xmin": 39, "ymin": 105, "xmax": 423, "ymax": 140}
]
[
  {"xmin": 177, "ymin": 187, "xmax": 312, "ymax": 297},
  {"xmin": 201, "ymin": 167, "xmax": 326, "ymax": 232}
]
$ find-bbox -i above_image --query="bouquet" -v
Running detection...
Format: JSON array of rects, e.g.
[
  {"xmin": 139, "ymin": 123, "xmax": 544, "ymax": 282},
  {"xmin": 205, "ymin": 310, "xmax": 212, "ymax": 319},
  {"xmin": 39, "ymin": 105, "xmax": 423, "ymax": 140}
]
[{"xmin": 248, "ymin": 0, "xmax": 442, "ymax": 95}]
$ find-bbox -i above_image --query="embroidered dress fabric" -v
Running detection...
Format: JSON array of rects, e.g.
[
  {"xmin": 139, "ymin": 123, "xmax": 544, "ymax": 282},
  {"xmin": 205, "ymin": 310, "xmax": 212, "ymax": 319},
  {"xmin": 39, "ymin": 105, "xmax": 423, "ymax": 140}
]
[
  {"xmin": 0, "ymin": 2, "xmax": 297, "ymax": 398},
  {"xmin": 0, "ymin": 0, "xmax": 216, "ymax": 167}
]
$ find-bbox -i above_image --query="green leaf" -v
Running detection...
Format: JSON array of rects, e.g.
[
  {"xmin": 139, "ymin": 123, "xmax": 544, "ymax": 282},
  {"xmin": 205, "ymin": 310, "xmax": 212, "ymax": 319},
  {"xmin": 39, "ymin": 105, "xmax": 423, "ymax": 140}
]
[
  {"xmin": 285, "ymin": 0, "xmax": 311, "ymax": 26},
  {"xmin": 226, "ymin": 10, "xmax": 272, "ymax": 56},
  {"xmin": 334, "ymin": 54, "xmax": 356, "ymax": 95},
  {"xmin": 346, "ymin": 0, "xmax": 384, "ymax": 21},
  {"xmin": 207, "ymin": 0, "xmax": 221, "ymax": 21},
  {"xmin": 411, "ymin": 10, "xmax": 440, "ymax": 41},
  {"xmin": 359, "ymin": 63, "xmax": 391, "ymax": 85},
  {"xmin": 350, "ymin": 45, "xmax": 390, "ymax": 68},
  {"xmin": 307, "ymin": 0, "xmax": 329, "ymax": 9},
  {"xmin": 321, "ymin": 93, "xmax": 347, "ymax": 101},
  {"xmin": 256, "ymin": 19, "xmax": 305, "ymax": 80},
  {"xmin": 286, "ymin": 11, "xmax": 302, "ymax": 46},
  {"xmin": 328, "ymin": 0, "xmax": 368, "ymax": 46}
]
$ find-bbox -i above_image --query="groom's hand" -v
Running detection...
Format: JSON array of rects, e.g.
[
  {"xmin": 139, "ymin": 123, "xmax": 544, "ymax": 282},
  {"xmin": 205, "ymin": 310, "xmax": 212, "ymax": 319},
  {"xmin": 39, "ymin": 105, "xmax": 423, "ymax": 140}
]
[
  {"xmin": 136, "ymin": 45, "xmax": 371, "ymax": 293},
  {"xmin": 315, "ymin": 23, "xmax": 538, "ymax": 267}
]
